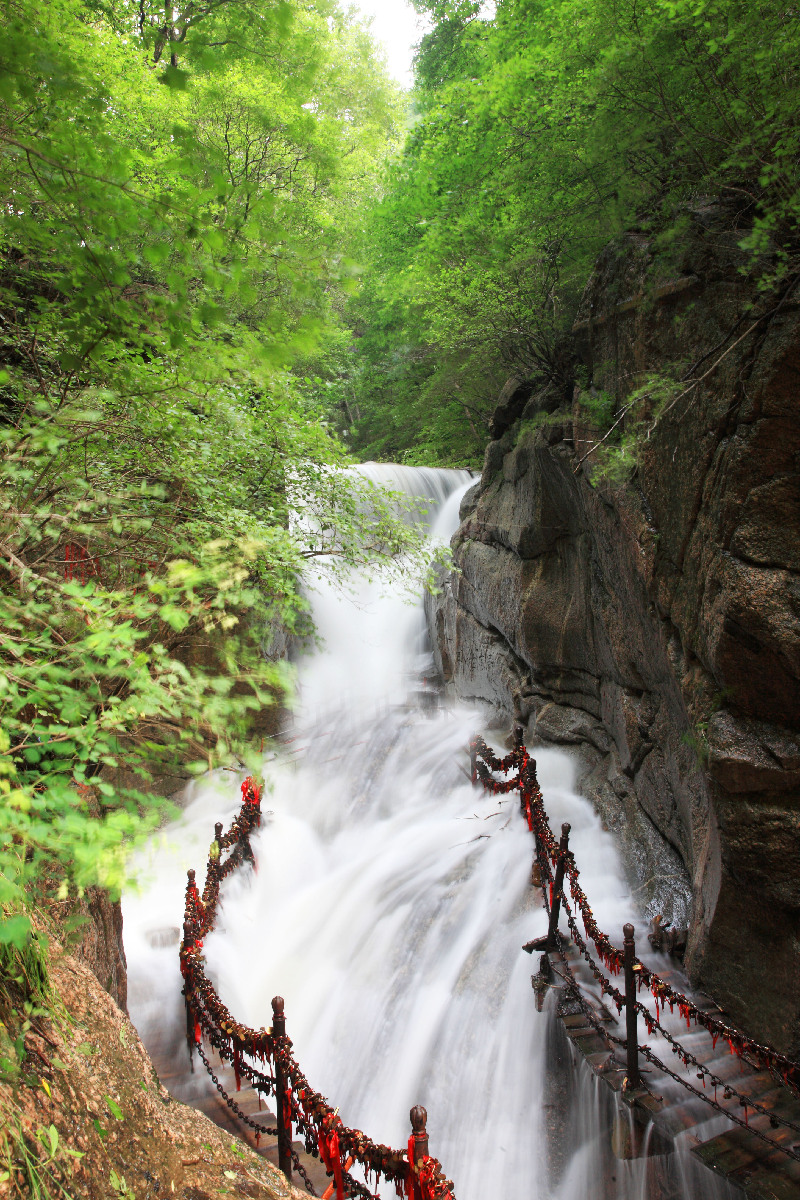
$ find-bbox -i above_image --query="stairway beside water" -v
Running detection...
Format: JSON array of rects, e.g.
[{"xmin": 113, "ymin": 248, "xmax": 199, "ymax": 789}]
[{"xmin": 123, "ymin": 465, "xmax": 739, "ymax": 1200}]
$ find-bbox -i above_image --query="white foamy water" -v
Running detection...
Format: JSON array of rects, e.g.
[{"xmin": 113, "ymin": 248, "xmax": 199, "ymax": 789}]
[{"xmin": 123, "ymin": 465, "xmax": 736, "ymax": 1200}]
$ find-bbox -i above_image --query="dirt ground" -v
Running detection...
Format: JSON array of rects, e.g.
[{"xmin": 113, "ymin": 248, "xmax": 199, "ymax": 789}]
[{"xmin": 0, "ymin": 935, "xmax": 308, "ymax": 1200}]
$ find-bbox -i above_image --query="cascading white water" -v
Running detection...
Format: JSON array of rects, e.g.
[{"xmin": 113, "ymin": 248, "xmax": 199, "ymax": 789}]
[{"xmin": 123, "ymin": 465, "xmax": 737, "ymax": 1200}]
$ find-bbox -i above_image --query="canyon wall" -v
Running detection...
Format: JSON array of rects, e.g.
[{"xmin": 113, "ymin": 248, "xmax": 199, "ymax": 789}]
[{"xmin": 429, "ymin": 209, "xmax": 800, "ymax": 1055}]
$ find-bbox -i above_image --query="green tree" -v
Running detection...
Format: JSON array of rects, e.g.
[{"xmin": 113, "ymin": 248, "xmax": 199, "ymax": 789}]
[
  {"xmin": 348, "ymin": 0, "xmax": 800, "ymax": 465},
  {"xmin": 0, "ymin": 0, "xmax": 424, "ymax": 946}
]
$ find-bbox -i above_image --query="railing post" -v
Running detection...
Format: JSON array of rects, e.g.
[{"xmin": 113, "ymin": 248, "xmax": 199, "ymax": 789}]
[
  {"xmin": 272, "ymin": 996, "xmax": 292, "ymax": 1180},
  {"xmin": 409, "ymin": 1105, "xmax": 428, "ymax": 1196},
  {"xmin": 410, "ymin": 1105, "xmax": 428, "ymax": 1165},
  {"xmin": 182, "ymin": 919, "xmax": 195, "ymax": 1069},
  {"xmin": 546, "ymin": 822, "xmax": 571, "ymax": 949},
  {"xmin": 214, "ymin": 821, "xmax": 223, "ymax": 850},
  {"xmin": 521, "ymin": 755, "xmax": 536, "ymax": 827},
  {"xmin": 623, "ymin": 923, "xmax": 641, "ymax": 1090}
]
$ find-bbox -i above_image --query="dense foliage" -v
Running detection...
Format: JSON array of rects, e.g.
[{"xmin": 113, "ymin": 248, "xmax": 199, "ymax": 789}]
[
  {"xmin": 4, "ymin": 0, "xmax": 799, "ymax": 949},
  {"xmin": 346, "ymin": 0, "xmax": 800, "ymax": 466},
  {"xmin": 0, "ymin": 0, "xmax": 426, "ymax": 945}
]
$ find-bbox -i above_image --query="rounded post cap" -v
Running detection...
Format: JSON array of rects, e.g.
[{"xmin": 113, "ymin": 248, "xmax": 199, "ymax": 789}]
[
  {"xmin": 271, "ymin": 996, "xmax": 285, "ymax": 1015},
  {"xmin": 560, "ymin": 821, "xmax": 571, "ymax": 837},
  {"xmin": 410, "ymin": 1105, "xmax": 427, "ymax": 1134},
  {"xmin": 623, "ymin": 922, "xmax": 635, "ymax": 940},
  {"xmin": 187, "ymin": 868, "xmax": 196, "ymax": 881}
]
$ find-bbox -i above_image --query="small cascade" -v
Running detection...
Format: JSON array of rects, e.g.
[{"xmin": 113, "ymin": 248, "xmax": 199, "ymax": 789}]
[{"xmin": 123, "ymin": 465, "xmax": 736, "ymax": 1200}]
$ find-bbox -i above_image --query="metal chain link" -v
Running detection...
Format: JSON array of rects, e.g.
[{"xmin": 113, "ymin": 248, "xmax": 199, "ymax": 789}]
[
  {"xmin": 476, "ymin": 740, "xmax": 800, "ymax": 1161},
  {"xmin": 632, "ymin": 996, "xmax": 800, "ymax": 1138},
  {"xmin": 183, "ymin": 783, "xmax": 456, "ymax": 1200},
  {"xmin": 551, "ymin": 928, "xmax": 626, "ymax": 1049},
  {"xmin": 549, "ymin": 877, "xmax": 800, "ymax": 1140},
  {"xmin": 196, "ymin": 1035, "xmax": 370, "ymax": 1197},
  {"xmin": 290, "ymin": 1147, "xmax": 318, "ymax": 1196},
  {"xmin": 195, "ymin": 1040, "xmax": 278, "ymax": 1140},
  {"xmin": 194, "ymin": 999, "xmax": 275, "ymax": 1097},
  {"xmin": 554, "ymin": 841, "xmax": 800, "ymax": 1141},
  {"xmin": 341, "ymin": 1167, "xmax": 375, "ymax": 1199},
  {"xmin": 519, "ymin": 744, "xmax": 800, "ymax": 1084},
  {"xmin": 530, "ymin": 836, "xmax": 625, "ymax": 1047},
  {"xmin": 551, "ymin": 911, "xmax": 800, "ymax": 1154},
  {"xmin": 638, "ymin": 1042, "xmax": 800, "ymax": 1163}
]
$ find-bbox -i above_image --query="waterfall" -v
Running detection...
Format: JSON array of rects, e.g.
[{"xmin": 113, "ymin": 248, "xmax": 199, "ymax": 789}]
[{"xmin": 123, "ymin": 465, "xmax": 735, "ymax": 1200}]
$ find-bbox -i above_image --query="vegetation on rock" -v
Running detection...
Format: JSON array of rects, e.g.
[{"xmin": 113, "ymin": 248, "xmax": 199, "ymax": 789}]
[
  {"xmin": 346, "ymin": 0, "xmax": 800, "ymax": 467},
  {"xmin": 0, "ymin": 926, "xmax": 306, "ymax": 1200}
]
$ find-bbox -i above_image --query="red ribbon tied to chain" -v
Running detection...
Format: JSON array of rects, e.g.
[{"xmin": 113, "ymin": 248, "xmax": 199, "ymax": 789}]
[
  {"xmin": 241, "ymin": 776, "xmax": 261, "ymax": 806},
  {"xmin": 418, "ymin": 1157, "xmax": 443, "ymax": 1200},
  {"xmin": 406, "ymin": 1136, "xmax": 418, "ymax": 1200},
  {"xmin": 319, "ymin": 1121, "xmax": 344, "ymax": 1200},
  {"xmin": 407, "ymin": 1144, "xmax": 451, "ymax": 1200}
]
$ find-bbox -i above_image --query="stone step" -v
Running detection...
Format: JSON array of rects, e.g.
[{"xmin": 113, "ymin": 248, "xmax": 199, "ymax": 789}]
[
  {"xmin": 694, "ymin": 1128, "xmax": 800, "ymax": 1198},
  {"xmin": 544, "ymin": 939, "xmax": 800, "ymax": 1198},
  {"xmin": 155, "ymin": 1045, "xmax": 333, "ymax": 1192}
]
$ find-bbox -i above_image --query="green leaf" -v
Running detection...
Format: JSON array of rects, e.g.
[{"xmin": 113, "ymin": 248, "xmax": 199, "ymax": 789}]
[
  {"xmin": 0, "ymin": 915, "xmax": 32, "ymax": 948},
  {"xmin": 158, "ymin": 66, "xmax": 190, "ymax": 90}
]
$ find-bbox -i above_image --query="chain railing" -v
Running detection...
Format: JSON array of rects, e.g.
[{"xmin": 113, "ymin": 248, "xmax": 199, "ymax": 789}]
[
  {"xmin": 180, "ymin": 776, "xmax": 457, "ymax": 1200},
  {"xmin": 471, "ymin": 729, "xmax": 800, "ymax": 1163}
]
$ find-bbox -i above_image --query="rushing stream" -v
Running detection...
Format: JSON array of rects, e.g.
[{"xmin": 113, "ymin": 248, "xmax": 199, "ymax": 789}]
[{"xmin": 123, "ymin": 466, "xmax": 737, "ymax": 1200}]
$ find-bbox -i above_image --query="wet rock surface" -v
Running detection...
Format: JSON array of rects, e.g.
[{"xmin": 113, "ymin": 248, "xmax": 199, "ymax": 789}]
[
  {"xmin": 428, "ymin": 213, "xmax": 800, "ymax": 1056},
  {"xmin": 73, "ymin": 889, "xmax": 128, "ymax": 1014}
]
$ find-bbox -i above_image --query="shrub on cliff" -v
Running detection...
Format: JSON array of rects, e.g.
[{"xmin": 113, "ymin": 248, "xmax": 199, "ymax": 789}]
[
  {"xmin": 0, "ymin": 0, "xmax": 428, "ymax": 949},
  {"xmin": 348, "ymin": 0, "xmax": 800, "ymax": 464}
]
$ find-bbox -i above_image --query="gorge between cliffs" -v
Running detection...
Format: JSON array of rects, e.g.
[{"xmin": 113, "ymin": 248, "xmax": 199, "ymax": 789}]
[
  {"xmin": 121, "ymin": 462, "xmax": 741, "ymax": 1200},
  {"xmin": 3, "ymin": 2, "xmax": 800, "ymax": 1196}
]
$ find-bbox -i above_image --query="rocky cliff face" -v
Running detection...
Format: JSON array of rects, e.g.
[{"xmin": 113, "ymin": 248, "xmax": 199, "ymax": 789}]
[{"xmin": 429, "ymin": 210, "xmax": 800, "ymax": 1055}]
